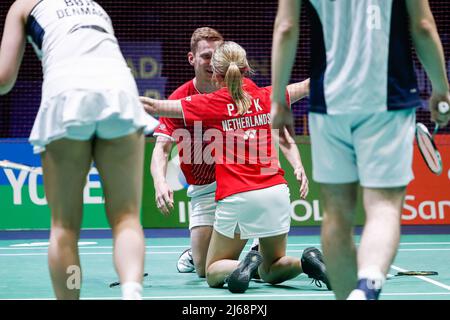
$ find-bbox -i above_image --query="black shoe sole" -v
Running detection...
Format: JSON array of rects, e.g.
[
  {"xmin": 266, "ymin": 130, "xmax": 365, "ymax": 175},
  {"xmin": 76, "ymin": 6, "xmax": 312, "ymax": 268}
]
[
  {"xmin": 227, "ymin": 268, "xmax": 250, "ymax": 293},
  {"xmin": 227, "ymin": 251, "xmax": 262, "ymax": 293}
]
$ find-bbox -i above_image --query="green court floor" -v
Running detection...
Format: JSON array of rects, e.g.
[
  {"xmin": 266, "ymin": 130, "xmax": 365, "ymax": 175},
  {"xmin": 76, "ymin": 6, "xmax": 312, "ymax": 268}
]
[{"xmin": 0, "ymin": 234, "xmax": 449, "ymax": 300}]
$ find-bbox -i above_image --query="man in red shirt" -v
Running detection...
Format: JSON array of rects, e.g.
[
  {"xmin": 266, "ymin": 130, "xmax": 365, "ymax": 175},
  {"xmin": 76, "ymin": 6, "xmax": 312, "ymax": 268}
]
[
  {"xmin": 152, "ymin": 27, "xmax": 230, "ymax": 277},
  {"xmin": 152, "ymin": 28, "xmax": 265, "ymax": 277},
  {"xmin": 152, "ymin": 28, "xmax": 310, "ymax": 279},
  {"xmin": 142, "ymin": 41, "xmax": 329, "ymax": 293}
]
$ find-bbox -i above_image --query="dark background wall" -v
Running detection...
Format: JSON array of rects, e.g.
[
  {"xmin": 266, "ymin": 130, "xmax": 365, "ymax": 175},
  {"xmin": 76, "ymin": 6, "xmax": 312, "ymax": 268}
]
[{"xmin": 0, "ymin": 0, "xmax": 449, "ymax": 137}]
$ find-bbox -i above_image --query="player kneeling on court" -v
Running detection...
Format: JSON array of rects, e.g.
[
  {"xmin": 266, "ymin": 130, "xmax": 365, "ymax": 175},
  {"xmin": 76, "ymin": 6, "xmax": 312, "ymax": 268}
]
[{"xmin": 141, "ymin": 41, "xmax": 331, "ymax": 293}]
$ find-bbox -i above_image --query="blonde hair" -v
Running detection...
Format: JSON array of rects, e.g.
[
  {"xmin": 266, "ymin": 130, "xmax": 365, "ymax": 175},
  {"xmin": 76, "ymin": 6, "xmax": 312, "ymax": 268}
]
[
  {"xmin": 190, "ymin": 27, "xmax": 224, "ymax": 53},
  {"xmin": 211, "ymin": 41, "xmax": 253, "ymax": 115}
]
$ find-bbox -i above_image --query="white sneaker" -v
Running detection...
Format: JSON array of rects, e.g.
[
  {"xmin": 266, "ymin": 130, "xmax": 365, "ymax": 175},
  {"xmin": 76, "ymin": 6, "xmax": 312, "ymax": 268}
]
[
  {"xmin": 176, "ymin": 248, "xmax": 195, "ymax": 273},
  {"xmin": 347, "ymin": 289, "xmax": 367, "ymax": 300}
]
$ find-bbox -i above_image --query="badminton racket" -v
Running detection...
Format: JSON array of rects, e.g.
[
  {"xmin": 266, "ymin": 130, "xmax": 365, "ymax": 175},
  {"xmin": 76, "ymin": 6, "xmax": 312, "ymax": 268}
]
[
  {"xmin": 388, "ymin": 271, "xmax": 438, "ymax": 280},
  {"xmin": 395, "ymin": 271, "xmax": 438, "ymax": 276},
  {"xmin": 109, "ymin": 273, "xmax": 149, "ymax": 288},
  {"xmin": 415, "ymin": 101, "xmax": 449, "ymax": 175},
  {"xmin": 0, "ymin": 160, "xmax": 42, "ymax": 174}
]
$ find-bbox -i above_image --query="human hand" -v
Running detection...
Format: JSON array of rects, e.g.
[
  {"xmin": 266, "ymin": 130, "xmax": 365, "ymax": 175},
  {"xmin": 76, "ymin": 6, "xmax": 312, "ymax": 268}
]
[
  {"xmin": 271, "ymin": 102, "xmax": 295, "ymax": 144},
  {"xmin": 154, "ymin": 181, "xmax": 174, "ymax": 215},
  {"xmin": 140, "ymin": 96, "xmax": 157, "ymax": 115},
  {"xmin": 429, "ymin": 91, "xmax": 450, "ymax": 128},
  {"xmin": 294, "ymin": 166, "xmax": 309, "ymax": 199}
]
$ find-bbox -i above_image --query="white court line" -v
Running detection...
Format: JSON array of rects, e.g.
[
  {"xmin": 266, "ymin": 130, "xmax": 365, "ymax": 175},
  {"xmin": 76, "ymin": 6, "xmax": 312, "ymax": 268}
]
[
  {"xmin": 126, "ymin": 292, "xmax": 450, "ymax": 300},
  {"xmin": 283, "ymin": 242, "xmax": 450, "ymax": 246},
  {"xmin": 0, "ymin": 251, "xmax": 179, "ymax": 256},
  {"xmin": 391, "ymin": 265, "xmax": 450, "ymax": 291},
  {"xmin": 2, "ymin": 241, "xmax": 450, "ymax": 250},
  {"xmin": 2, "ymin": 292, "xmax": 450, "ymax": 300},
  {"xmin": 398, "ymin": 242, "xmax": 450, "ymax": 245},
  {"xmin": 397, "ymin": 248, "xmax": 450, "ymax": 251},
  {"xmin": 9, "ymin": 241, "xmax": 97, "ymax": 247},
  {"xmin": 285, "ymin": 248, "xmax": 450, "ymax": 253},
  {"xmin": 3, "ymin": 248, "xmax": 450, "ymax": 256},
  {"xmin": 0, "ymin": 245, "xmax": 192, "ymax": 250}
]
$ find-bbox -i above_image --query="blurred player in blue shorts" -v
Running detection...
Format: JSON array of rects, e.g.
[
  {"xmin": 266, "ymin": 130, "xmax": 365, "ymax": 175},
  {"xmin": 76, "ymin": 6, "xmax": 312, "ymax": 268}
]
[{"xmin": 271, "ymin": 0, "xmax": 450, "ymax": 299}]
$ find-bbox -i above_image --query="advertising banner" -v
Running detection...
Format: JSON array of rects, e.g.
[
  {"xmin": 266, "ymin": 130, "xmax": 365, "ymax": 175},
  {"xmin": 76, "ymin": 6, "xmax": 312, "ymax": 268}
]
[
  {"xmin": 0, "ymin": 138, "xmax": 448, "ymax": 229},
  {"xmin": 403, "ymin": 135, "xmax": 450, "ymax": 225},
  {"xmin": 0, "ymin": 139, "xmax": 108, "ymax": 229}
]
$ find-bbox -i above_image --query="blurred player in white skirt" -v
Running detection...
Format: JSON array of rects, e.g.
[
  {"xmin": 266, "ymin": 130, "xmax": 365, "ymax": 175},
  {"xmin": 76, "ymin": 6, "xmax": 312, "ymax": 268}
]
[{"xmin": 0, "ymin": 0, "xmax": 158, "ymax": 299}]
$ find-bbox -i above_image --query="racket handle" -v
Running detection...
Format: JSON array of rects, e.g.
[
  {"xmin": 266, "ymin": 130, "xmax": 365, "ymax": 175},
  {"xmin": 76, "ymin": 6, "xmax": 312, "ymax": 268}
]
[
  {"xmin": 438, "ymin": 101, "xmax": 449, "ymax": 114},
  {"xmin": 433, "ymin": 102, "xmax": 449, "ymax": 135}
]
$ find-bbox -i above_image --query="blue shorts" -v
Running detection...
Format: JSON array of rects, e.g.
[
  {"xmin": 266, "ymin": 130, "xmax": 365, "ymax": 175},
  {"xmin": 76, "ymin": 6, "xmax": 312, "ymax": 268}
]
[
  {"xmin": 64, "ymin": 115, "xmax": 140, "ymax": 141},
  {"xmin": 308, "ymin": 109, "xmax": 415, "ymax": 187}
]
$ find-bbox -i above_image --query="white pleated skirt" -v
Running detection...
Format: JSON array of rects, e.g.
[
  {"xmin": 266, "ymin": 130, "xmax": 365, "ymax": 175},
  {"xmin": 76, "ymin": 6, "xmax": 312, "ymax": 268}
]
[{"xmin": 29, "ymin": 88, "xmax": 158, "ymax": 153}]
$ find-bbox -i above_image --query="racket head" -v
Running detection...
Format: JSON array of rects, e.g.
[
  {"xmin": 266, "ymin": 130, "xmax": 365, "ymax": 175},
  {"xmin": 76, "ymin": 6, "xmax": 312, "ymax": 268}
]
[
  {"xmin": 415, "ymin": 123, "xmax": 443, "ymax": 175},
  {"xmin": 108, "ymin": 273, "xmax": 148, "ymax": 288},
  {"xmin": 396, "ymin": 271, "xmax": 438, "ymax": 276}
]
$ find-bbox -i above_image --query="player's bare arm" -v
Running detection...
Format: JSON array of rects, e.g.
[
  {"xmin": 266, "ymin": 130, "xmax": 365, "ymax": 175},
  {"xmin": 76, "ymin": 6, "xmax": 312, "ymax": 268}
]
[
  {"xmin": 287, "ymin": 78, "xmax": 310, "ymax": 104},
  {"xmin": 0, "ymin": 0, "xmax": 29, "ymax": 94},
  {"xmin": 406, "ymin": 0, "xmax": 450, "ymax": 127},
  {"xmin": 278, "ymin": 128, "xmax": 308, "ymax": 199},
  {"xmin": 140, "ymin": 96, "xmax": 184, "ymax": 118},
  {"xmin": 270, "ymin": 0, "xmax": 302, "ymax": 139},
  {"xmin": 151, "ymin": 137, "xmax": 175, "ymax": 215}
]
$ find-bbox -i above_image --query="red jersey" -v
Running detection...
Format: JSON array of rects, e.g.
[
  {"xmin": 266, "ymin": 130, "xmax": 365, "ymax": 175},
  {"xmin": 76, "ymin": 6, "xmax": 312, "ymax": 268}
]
[
  {"xmin": 154, "ymin": 78, "xmax": 257, "ymax": 186},
  {"xmin": 154, "ymin": 80, "xmax": 215, "ymax": 185},
  {"xmin": 181, "ymin": 81, "xmax": 290, "ymax": 201}
]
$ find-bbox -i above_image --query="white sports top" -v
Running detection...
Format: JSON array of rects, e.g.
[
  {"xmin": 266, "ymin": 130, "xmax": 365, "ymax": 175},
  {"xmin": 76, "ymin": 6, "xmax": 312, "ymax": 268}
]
[
  {"xmin": 26, "ymin": 0, "xmax": 159, "ymax": 153},
  {"xmin": 26, "ymin": 0, "xmax": 135, "ymax": 97},
  {"xmin": 306, "ymin": 0, "xmax": 421, "ymax": 114}
]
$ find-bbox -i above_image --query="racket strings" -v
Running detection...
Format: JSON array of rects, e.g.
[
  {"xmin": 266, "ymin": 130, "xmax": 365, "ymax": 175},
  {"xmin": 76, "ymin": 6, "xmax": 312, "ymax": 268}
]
[
  {"xmin": 417, "ymin": 133, "xmax": 440, "ymax": 168},
  {"xmin": 415, "ymin": 123, "xmax": 443, "ymax": 175}
]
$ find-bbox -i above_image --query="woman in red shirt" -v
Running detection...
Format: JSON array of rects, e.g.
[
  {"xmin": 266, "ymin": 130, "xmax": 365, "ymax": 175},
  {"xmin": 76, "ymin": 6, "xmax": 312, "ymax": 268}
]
[{"xmin": 141, "ymin": 41, "xmax": 330, "ymax": 293}]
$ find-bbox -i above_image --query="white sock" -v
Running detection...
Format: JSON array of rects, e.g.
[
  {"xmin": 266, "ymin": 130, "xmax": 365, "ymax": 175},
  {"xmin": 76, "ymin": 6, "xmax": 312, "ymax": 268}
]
[
  {"xmin": 250, "ymin": 238, "xmax": 259, "ymax": 248},
  {"xmin": 358, "ymin": 266, "xmax": 386, "ymax": 287},
  {"xmin": 346, "ymin": 267, "xmax": 386, "ymax": 300},
  {"xmin": 121, "ymin": 282, "xmax": 143, "ymax": 300}
]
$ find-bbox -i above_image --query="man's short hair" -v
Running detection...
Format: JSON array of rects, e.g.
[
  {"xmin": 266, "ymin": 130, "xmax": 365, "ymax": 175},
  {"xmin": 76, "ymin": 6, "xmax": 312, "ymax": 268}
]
[{"xmin": 190, "ymin": 27, "xmax": 224, "ymax": 53}]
